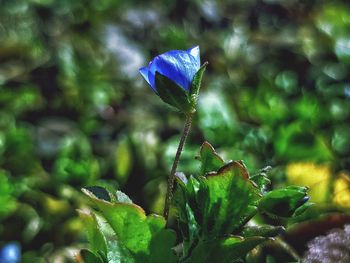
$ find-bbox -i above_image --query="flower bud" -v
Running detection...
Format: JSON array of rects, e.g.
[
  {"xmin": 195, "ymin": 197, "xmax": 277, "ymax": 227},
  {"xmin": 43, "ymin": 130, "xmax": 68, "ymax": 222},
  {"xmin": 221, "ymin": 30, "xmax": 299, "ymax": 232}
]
[{"xmin": 140, "ymin": 46, "xmax": 207, "ymax": 113}]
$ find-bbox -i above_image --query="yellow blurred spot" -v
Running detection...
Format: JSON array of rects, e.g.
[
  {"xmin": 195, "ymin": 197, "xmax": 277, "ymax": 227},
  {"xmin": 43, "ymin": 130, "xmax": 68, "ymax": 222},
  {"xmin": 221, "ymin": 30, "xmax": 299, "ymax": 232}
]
[
  {"xmin": 286, "ymin": 162, "xmax": 330, "ymax": 202},
  {"xmin": 114, "ymin": 137, "xmax": 132, "ymax": 186},
  {"xmin": 333, "ymin": 172, "xmax": 350, "ymax": 208},
  {"xmin": 43, "ymin": 195, "xmax": 70, "ymax": 215}
]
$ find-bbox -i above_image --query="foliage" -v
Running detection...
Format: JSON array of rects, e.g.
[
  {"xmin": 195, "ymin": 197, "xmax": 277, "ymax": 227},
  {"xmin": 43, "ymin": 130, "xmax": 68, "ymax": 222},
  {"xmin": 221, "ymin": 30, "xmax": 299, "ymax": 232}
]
[
  {"xmin": 80, "ymin": 142, "xmax": 309, "ymax": 262},
  {"xmin": 79, "ymin": 187, "xmax": 177, "ymax": 263},
  {"xmin": 1, "ymin": 0, "xmax": 350, "ymax": 261}
]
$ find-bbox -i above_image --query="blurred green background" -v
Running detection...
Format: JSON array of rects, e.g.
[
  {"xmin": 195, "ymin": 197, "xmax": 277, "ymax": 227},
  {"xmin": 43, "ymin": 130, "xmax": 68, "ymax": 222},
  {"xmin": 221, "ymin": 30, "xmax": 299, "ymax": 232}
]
[{"xmin": 0, "ymin": 0, "xmax": 350, "ymax": 261}]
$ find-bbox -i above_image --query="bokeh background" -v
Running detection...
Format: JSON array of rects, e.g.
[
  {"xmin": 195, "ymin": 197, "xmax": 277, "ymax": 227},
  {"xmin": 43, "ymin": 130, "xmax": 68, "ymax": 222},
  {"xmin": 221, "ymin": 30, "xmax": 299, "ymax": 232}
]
[{"xmin": 1, "ymin": 0, "xmax": 350, "ymax": 261}]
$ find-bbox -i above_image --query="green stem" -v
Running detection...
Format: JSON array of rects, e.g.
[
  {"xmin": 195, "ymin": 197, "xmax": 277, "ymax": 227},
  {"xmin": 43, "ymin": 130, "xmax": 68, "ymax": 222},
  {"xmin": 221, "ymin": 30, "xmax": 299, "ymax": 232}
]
[
  {"xmin": 275, "ymin": 237, "xmax": 300, "ymax": 261},
  {"xmin": 163, "ymin": 113, "xmax": 193, "ymax": 223}
]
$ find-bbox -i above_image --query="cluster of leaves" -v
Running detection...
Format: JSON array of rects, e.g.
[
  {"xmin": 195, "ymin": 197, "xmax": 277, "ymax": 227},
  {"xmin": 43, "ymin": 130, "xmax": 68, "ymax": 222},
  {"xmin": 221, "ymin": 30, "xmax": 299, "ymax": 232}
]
[
  {"xmin": 1, "ymin": 0, "xmax": 350, "ymax": 260},
  {"xmin": 80, "ymin": 142, "xmax": 309, "ymax": 262},
  {"xmin": 0, "ymin": 1, "xmax": 134, "ymax": 259},
  {"xmin": 78, "ymin": 188, "xmax": 177, "ymax": 263}
]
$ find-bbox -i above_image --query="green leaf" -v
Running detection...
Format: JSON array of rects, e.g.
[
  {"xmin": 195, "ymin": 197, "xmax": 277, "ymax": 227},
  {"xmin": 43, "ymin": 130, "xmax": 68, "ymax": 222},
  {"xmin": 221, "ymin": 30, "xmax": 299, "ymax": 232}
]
[
  {"xmin": 241, "ymin": 225, "xmax": 285, "ymax": 238},
  {"xmin": 155, "ymin": 72, "xmax": 192, "ymax": 113},
  {"xmin": 174, "ymin": 175, "xmax": 200, "ymax": 255},
  {"xmin": 198, "ymin": 141, "xmax": 225, "ymax": 175},
  {"xmin": 79, "ymin": 249, "xmax": 104, "ymax": 263},
  {"xmin": 201, "ymin": 161, "xmax": 260, "ymax": 236},
  {"xmin": 175, "ymin": 161, "xmax": 261, "ymax": 241},
  {"xmin": 82, "ymin": 189, "xmax": 178, "ymax": 263},
  {"xmin": 293, "ymin": 202, "xmax": 314, "ymax": 216},
  {"xmin": 95, "ymin": 212, "xmax": 135, "ymax": 263},
  {"xmin": 258, "ymin": 186, "xmax": 309, "ymax": 218},
  {"xmin": 78, "ymin": 214, "xmax": 118, "ymax": 262},
  {"xmin": 250, "ymin": 166, "xmax": 272, "ymax": 193},
  {"xmin": 189, "ymin": 62, "xmax": 208, "ymax": 108},
  {"xmin": 188, "ymin": 236, "xmax": 267, "ymax": 263},
  {"xmin": 78, "ymin": 210, "xmax": 107, "ymax": 256}
]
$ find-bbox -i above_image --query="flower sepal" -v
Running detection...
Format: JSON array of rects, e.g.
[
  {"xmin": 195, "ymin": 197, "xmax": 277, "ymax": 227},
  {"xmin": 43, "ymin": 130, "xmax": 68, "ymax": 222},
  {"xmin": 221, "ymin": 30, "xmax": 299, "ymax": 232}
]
[
  {"xmin": 155, "ymin": 72, "xmax": 193, "ymax": 113},
  {"xmin": 189, "ymin": 62, "xmax": 208, "ymax": 109}
]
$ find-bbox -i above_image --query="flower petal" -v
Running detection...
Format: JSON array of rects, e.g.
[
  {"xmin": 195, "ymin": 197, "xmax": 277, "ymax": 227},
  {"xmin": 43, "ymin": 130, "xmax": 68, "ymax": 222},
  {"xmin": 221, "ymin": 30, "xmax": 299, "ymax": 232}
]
[
  {"xmin": 150, "ymin": 50, "xmax": 200, "ymax": 91},
  {"xmin": 139, "ymin": 67, "xmax": 150, "ymax": 84},
  {"xmin": 139, "ymin": 66, "xmax": 157, "ymax": 92},
  {"xmin": 139, "ymin": 46, "xmax": 201, "ymax": 92},
  {"xmin": 187, "ymin": 45, "xmax": 200, "ymax": 65}
]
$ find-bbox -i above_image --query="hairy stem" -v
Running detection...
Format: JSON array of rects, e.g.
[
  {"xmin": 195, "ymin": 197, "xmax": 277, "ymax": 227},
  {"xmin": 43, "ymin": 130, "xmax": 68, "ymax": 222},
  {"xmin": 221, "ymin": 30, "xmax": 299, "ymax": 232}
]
[{"xmin": 163, "ymin": 113, "xmax": 193, "ymax": 223}]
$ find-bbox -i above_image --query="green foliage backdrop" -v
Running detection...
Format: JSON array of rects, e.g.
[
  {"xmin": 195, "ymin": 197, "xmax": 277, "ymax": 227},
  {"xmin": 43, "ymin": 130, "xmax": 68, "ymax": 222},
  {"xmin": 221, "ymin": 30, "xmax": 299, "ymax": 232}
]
[{"xmin": 0, "ymin": 0, "xmax": 349, "ymax": 261}]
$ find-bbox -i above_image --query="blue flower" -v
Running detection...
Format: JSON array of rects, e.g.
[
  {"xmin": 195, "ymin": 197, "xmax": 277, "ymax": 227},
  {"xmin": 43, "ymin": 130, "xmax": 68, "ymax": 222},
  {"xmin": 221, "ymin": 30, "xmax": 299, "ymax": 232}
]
[
  {"xmin": 139, "ymin": 46, "xmax": 200, "ymax": 93},
  {"xmin": 0, "ymin": 243, "xmax": 21, "ymax": 263},
  {"xmin": 139, "ymin": 46, "xmax": 207, "ymax": 113}
]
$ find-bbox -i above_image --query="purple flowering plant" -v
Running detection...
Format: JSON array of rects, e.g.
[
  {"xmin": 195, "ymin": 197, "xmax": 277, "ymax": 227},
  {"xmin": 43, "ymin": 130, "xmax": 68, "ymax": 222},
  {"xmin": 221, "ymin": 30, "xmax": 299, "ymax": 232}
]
[
  {"xmin": 139, "ymin": 46, "xmax": 207, "ymax": 113},
  {"xmin": 140, "ymin": 46, "xmax": 201, "ymax": 93},
  {"xmin": 80, "ymin": 46, "xmax": 311, "ymax": 263}
]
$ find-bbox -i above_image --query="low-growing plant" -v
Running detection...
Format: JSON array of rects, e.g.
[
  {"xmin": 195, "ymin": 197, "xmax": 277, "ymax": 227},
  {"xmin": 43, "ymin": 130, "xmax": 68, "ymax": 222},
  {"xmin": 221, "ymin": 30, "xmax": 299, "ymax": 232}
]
[{"xmin": 78, "ymin": 46, "xmax": 310, "ymax": 263}]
